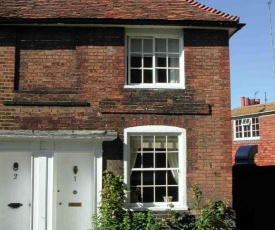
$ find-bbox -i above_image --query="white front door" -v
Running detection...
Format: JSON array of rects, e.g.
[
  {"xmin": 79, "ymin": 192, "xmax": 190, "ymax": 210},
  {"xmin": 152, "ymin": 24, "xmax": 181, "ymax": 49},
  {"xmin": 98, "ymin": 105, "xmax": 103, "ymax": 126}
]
[
  {"xmin": 0, "ymin": 152, "xmax": 32, "ymax": 230},
  {"xmin": 55, "ymin": 153, "xmax": 93, "ymax": 230}
]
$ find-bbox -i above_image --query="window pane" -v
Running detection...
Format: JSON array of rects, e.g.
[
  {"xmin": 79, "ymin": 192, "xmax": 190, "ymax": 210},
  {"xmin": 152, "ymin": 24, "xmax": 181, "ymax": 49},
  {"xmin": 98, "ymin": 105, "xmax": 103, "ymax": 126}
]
[
  {"xmin": 143, "ymin": 187, "xmax": 153, "ymax": 202},
  {"xmin": 130, "ymin": 136, "xmax": 141, "ymax": 168},
  {"xmin": 156, "ymin": 55, "xmax": 166, "ymax": 67},
  {"xmin": 168, "ymin": 39, "xmax": 179, "ymax": 53},
  {"xmin": 144, "ymin": 70, "xmax": 153, "ymax": 83},
  {"xmin": 155, "ymin": 170, "xmax": 166, "ymax": 185},
  {"xmin": 133, "ymin": 153, "xmax": 141, "ymax": 168},
  {"xmin": 155, "ymin": 136, "xmax": 166, "ymax": 149},
  {"xmin": 143, "ymin": 136, "xmax": 154, "ymax": 149},
  {"xmin": 130, "ymin": 69, "xmax": 142, "ymax": 83},
  {"xmin": 144, "ymin": 56, "xmax": 153, "ymax": 68},
  {"xmin": 168, "ymin": 152, "xmax": 178, "ymax": 169},
  {"xmin": 143, "ymin": 152, "xmax": 153, "ymax": 168},
  {"xmin": 167, "ymin": 170, "xmax": 178, "ymax": 185},
  {"xmin": 143, "ymin": 171, "xmax": 154, "ymax": 185},
  {"xmin": 156, "ymin": 187, "xmax": 166, "ymax": 202},
  {"xmin": 156, "ymin": 69, "xmax": 167, "ymax": 83},
  {"xmin": 167, "ymin": 136, "xmax": 178, "ymax": 150},
  {"xmin": 156, "ymin": 38, "xmax": 166, "ymax": 52},
  {"xmin": 130, "ymin": 187, "xmax": 141, "ymax": 203},
  {"xmin": 144, "ymin": 39, "xmax": 153, "ymax": 53},
  {"xmin": 131, "ymin": 39, "xmax": 142, "ymax": 52},
  {"xmin": 131, "ymin": 56, "xmax": 142, "ymax": 67},
  {"xmin": 168, "ymin": 187, "xmax": 178, "ymax": 201},
  {"xmin": 169, "ymin": 69, "xmax": 179, "ymax": 83},
  {"xmin": 168, "ymin": 56, "xmax": 179, "ymax": 67},
  {"xmin": 156, "ymin": 153, "xmax": 166, "ymax": 168},
  {"xmin": 131, "ymin": 171, "xmax": 141, "ymax": 186}
]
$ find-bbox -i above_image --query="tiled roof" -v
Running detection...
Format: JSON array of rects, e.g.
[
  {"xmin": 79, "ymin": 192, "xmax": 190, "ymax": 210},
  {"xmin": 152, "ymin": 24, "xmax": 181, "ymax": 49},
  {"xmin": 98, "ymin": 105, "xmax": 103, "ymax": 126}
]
[
  {"xmin": 0, "ymin": 0, "xmax": 240, "ymax": 23},
  {"xmin": 232, "ymin": 102, "xmax": 275, "ymax": 117}
]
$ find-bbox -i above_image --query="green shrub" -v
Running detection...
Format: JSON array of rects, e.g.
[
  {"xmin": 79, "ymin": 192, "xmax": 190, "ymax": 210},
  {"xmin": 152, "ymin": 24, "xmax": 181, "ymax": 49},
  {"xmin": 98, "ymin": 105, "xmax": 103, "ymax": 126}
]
[
  {"xmin": 93, "ymin": 171, "xmax": 166, "ymax": 230},
  {"xmin": 92, "ymin": 171, "xmax": 127, "ymax": 230},
  {"xmin": 195, "ymin": 200, "xmax": 236, "ymax": 230},
  {"xmin": 93, "ymin": 173, "xmax": 235, "ymax": 230}
]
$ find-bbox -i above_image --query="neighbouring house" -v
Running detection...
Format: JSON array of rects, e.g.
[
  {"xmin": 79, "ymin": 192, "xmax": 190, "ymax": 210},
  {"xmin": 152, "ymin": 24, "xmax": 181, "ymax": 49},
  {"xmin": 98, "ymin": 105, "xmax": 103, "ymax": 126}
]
[
  {"xmin": 232, "ymin": 96, "xmax": 275, "ymax": 165},
  {"xmin": 0, "ymin": 1, "xmax": 243, "ymax": 229}
]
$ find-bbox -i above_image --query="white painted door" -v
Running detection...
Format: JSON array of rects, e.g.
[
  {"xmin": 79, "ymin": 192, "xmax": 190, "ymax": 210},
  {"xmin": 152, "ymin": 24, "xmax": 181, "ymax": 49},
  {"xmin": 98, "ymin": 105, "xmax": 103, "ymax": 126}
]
[
  {"xmin": 55, "ymin": 153, "xmax": 93, "ymax": 230},
  {"xmin": 0, "ymin": 152, "xmax": 32, "ymax": 230}
]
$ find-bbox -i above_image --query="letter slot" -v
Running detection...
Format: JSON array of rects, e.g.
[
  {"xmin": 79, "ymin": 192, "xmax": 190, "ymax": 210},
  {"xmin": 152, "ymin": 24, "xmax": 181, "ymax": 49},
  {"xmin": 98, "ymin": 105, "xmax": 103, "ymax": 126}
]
[{"xmin": 8, "ymin": 203, "xmax": 23, "ymax": 209}]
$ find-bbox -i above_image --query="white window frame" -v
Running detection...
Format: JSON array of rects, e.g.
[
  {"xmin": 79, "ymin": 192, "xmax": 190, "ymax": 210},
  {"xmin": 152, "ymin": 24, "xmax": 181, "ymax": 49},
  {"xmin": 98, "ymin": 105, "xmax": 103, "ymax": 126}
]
[
  {"xmin": 125, "ymin": 28, "xmax": 184, "ymax": 89},
  {"xmin": 124, "ymin": 125, "xmax": 187, "ymax": 211},
  {"xmin": 234, "ymin": 117, "xmax": 260, "ymax": 141}
]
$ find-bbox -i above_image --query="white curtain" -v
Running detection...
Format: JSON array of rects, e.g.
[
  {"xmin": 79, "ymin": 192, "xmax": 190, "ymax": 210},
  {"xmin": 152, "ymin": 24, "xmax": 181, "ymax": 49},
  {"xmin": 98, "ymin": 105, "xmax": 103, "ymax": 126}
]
[
  {"xmin": 130, "ymin": 136, "xmax": 141, "ymax": 175},
  {"xmin": 168, "ymin": 153, "xmax": 179, "ymax": 184}
]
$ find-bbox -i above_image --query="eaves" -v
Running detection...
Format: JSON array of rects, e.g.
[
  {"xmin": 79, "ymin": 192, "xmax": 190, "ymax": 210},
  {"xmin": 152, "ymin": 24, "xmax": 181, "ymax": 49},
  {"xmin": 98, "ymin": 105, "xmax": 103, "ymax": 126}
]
[{"xmin": 0, "ymin": 18, "xmax": 245, "ymax": 37}]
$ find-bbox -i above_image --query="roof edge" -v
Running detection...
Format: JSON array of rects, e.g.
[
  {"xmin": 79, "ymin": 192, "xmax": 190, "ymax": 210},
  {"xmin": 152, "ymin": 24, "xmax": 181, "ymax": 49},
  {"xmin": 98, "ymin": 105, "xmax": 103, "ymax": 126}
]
[
  {"xmin": 185, "ymin": 0, "xmax": 240, "ymax": 22},
  {"xmin": 0, "ymin": 18, "xmax": 242, "ymax": 26},
  {"xmin": 232, "ymin": 109, "xmax": 275, "ymax": 118}
]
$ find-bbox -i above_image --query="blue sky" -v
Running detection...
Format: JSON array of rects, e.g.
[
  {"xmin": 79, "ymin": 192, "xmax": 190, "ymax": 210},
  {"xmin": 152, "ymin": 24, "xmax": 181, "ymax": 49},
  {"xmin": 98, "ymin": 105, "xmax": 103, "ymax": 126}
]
[{"xmin": 198, "ymin": 0, "xmax": 275, "ymax": 108}]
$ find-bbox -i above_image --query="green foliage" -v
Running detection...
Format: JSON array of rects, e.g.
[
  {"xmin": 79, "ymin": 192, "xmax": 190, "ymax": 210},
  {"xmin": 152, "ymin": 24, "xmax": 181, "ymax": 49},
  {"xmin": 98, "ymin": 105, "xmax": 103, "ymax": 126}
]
[
  {"xmin": 192, "ymin": 185, "xmax": 203, "ymax": 209},
  {"xmin": 93, "ymin": 171, "xmax": 127, "ymax": 230},
  {"xmin": 195, "ymin": 200, "xmax": 236, "ymax": 230},
  {"xmin": 93, "ymin": 174, "xmax": 235, "ymax": 230},
  {"xmin": 166, "ymin": 187, "xmax": 236, "ymax": 230},
  {"xmin": 131, "ymin": 211, "xmax": 166, "ymax": 230},
  {"xmin": 167, "ymin": 208, "xmax": 196, "ymax": 230},
  {"xmin": 93, "ymin": 171, "xmax": 165, "ymax": 230}
]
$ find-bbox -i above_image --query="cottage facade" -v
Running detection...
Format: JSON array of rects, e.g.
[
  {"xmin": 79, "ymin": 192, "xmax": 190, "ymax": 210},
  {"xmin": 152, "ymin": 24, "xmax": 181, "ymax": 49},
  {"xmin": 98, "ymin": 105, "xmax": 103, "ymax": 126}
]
[
  {"xmin": 232, "ymin": 97, "xmax": 275, "ymax": 165},
  {"xmin": 0, "ymin": 1, "xmax": 243, "ymax": 229}
]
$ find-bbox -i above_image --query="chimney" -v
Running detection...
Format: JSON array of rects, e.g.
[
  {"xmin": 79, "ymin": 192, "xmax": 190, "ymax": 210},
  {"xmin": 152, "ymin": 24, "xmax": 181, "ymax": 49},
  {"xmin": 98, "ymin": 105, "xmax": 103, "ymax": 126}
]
[
  {"xmin": 241, "ymin": 97, "xmax": 245, "ymax": 107},
  {"xmin": 250, "ymin": 99, "xmax": 255, "ymax": 105},
  {"xmin": 255, "ymin": 99, "xmax": 260, "ymax": 104},
  {"xmin": 245, "ymin": 97, "xmax": 250, "ymax": 106}
]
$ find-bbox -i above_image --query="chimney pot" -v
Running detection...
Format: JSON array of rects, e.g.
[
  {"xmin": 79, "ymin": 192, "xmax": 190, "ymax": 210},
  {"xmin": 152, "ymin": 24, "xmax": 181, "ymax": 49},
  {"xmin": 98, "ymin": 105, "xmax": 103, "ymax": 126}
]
[
  {"xmin": 255, "ymin": 99, "xmax": 260, "ymax": 104},
  {"xmin": 245, "ymin": 97, "xmax": 250, "ymax": 106},
  {"xmin": 241, "ymin": 97, "xmax": 245, "ymax": 107}
]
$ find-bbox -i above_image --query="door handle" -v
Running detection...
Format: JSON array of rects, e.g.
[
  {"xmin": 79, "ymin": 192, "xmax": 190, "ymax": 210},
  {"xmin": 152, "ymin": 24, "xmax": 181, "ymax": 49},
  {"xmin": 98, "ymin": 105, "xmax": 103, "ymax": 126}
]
[{"xmin": 8, "ymin": 203, "xmax": 23, "ymax": 209}]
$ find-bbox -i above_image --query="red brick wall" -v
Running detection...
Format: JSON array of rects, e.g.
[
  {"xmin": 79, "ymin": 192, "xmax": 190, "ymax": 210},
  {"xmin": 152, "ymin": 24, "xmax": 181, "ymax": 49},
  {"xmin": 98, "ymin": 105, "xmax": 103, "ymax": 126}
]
[
  {"xmin": 0, "ymin": 27, "xmax": 232, "ymax": 206},
  {"xmin": 232, "ymin": 114, "xmax": 275, "ymax": 166}
]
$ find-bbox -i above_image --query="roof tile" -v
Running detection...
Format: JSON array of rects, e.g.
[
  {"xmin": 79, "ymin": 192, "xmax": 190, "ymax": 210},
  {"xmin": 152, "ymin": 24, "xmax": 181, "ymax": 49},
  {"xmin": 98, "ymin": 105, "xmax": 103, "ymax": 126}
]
[
  {"xmin": 0, "ymin": 0, "xmax": 240, "ymax": 22},
  {"xmin": 232, "ymin": 102, "xmax": 275, "ymax": 117}
]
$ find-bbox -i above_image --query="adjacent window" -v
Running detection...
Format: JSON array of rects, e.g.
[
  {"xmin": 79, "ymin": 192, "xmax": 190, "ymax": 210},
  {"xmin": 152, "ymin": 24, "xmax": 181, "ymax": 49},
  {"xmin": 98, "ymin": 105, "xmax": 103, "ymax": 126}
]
[
  {"xmin": 234, "ymin": 117, "xmax": 260, "ymax": 140},
  {"xmin": 124, "ymin": 126, "xmax": 187, "ymax": 210},
  {"xmin": 126, "ymin": 29, "xmax": 184, "ymax": 88}
]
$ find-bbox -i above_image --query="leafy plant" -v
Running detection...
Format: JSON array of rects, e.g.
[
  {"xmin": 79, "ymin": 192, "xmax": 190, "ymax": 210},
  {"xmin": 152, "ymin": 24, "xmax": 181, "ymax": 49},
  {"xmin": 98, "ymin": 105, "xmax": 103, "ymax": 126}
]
[
  {"xmin": 192, "ymin": 185, "xmax": 203, "ymax": 209},
  {"xmin": 93, "ymin": 174, "xmax": 235, "ymax": 230},
  {"xmin": 93, "ymin": 171, "xmax": 166, "ymax": 230},
  {"xmin": 166, "ymin": 207, "xmax": 196, "ymax": 230},
  {"xmin": 166, "ymin": 187, "xmax": 236, "ymax": 230},
  {"xmin": 93, "ymin": 171, "xmax": 127, "ymax": 230},
  {"xmin": 195, "ymin": 200, "xmax": 236, "ymax": 230}
]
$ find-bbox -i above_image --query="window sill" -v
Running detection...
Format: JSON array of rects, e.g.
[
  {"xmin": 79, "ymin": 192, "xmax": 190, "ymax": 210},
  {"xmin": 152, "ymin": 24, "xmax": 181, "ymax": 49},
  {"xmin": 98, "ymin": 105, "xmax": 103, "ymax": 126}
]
[
  {"xmin": 124, "ymin": 84, "xmax": 185, "ymax": 90},
  {"xmin": 128, "ymin": 203, "xmax": 188, "ymax": 211},
  {"xmin": 234, "ymin": 137, "xmax": 260, "ymax": 141}
]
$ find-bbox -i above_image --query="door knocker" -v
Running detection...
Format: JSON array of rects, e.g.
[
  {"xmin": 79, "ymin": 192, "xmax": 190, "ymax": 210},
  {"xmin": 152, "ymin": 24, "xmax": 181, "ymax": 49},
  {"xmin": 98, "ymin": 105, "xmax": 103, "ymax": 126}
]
[
  {"xmin": 73, "ymin": 166, "xmax": 78, "ymax": 174},
  {"xmin": 13, "ymin": 162, "xmax": 19, "ymax": 171}
]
